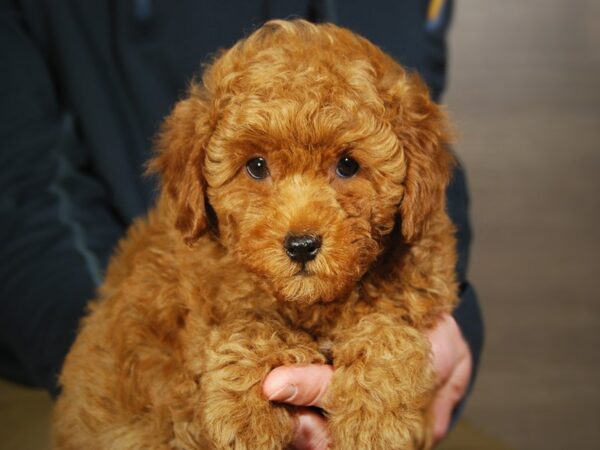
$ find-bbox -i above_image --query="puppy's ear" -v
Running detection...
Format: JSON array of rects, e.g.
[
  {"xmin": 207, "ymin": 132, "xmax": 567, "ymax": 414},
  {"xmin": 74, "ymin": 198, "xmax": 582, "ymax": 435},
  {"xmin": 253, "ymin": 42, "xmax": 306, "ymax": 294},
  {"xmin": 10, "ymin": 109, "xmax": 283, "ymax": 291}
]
[
  {"xmin": 147, "ymin": 84, "xmax": 214, "ymax": 246},
  {"xmin": 387, "ymin": 72, "xmax": 455, "ymax": 242}
]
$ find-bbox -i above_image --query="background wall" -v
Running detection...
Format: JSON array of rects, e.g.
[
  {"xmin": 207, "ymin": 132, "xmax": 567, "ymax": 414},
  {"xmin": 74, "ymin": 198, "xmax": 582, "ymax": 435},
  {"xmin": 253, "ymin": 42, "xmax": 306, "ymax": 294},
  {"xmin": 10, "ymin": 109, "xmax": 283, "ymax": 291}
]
[{"xmin": 444, "ymin": 1, "xmax": 600, "ymax": 449}]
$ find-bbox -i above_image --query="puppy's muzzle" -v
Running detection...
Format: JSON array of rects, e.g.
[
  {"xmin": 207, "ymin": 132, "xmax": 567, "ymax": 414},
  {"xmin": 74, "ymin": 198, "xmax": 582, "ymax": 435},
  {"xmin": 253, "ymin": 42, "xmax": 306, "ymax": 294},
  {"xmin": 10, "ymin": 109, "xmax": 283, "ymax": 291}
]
[{"xmin": 283, "ymin": 234, "xmax": 321, "ymax": 263}]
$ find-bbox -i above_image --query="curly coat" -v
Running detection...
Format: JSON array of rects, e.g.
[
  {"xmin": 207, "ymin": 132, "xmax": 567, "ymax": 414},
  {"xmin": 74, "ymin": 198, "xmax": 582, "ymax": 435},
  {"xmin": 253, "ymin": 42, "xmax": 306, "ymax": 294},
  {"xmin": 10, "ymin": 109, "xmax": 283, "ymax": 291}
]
[{"xmin": 53, "ymin": 19, "xmax": 457, "ymax": 450}]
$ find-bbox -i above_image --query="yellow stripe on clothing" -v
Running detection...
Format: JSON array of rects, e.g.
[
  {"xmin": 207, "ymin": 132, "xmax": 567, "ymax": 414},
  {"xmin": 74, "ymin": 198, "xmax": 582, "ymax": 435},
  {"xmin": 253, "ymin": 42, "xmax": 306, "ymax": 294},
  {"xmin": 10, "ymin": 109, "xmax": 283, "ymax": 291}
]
[{"xmin": 428, "ymin": 0, "xmax": 446, "ymax": 22}]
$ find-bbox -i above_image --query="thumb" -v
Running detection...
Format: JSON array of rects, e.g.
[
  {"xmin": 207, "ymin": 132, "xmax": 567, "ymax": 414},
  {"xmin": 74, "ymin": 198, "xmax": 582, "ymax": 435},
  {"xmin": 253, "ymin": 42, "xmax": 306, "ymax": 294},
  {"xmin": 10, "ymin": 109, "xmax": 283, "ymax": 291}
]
[{"xmin": 262, "ymin": 364, "xmax": 333, "ymax": 410}]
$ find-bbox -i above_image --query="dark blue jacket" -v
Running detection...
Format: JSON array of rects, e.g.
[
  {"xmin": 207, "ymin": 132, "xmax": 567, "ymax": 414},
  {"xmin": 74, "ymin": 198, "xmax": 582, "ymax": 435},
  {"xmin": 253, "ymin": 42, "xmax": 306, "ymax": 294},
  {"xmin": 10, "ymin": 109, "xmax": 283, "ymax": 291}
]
[{"xmin": 0, "ymin": 0, "xmax": 482, "ymax": 406}]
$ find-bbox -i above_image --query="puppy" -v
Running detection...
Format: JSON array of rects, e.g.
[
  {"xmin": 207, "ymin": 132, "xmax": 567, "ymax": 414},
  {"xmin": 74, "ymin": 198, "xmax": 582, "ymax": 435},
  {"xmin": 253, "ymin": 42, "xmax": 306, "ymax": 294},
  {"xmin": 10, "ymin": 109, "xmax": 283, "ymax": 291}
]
[{"xmin": 53, "ymin": 19, "xmax": 457, "ymax": 450}]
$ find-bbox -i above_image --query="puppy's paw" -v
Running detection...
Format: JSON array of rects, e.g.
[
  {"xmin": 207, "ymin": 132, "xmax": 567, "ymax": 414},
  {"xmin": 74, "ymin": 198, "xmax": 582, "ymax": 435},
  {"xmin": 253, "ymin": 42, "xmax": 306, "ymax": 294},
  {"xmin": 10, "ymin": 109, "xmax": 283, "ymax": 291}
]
[
  {"xmin": 327, "ymin": 315, "xmax": 437, "ymax": 449},
  {"xmin": 202, "ymin": 384, "xmax": 293, "ymax": 450},
  {"xmin": 329, "ymin": 406, "xmax": 432, "ymax": 450},
  {"xmin": 326, "ymin": 358, "xmax": 434, "ymax": 450},
  {"xmin": 200, "ymin": 311, "xmax": 326, "ymax": 449}
]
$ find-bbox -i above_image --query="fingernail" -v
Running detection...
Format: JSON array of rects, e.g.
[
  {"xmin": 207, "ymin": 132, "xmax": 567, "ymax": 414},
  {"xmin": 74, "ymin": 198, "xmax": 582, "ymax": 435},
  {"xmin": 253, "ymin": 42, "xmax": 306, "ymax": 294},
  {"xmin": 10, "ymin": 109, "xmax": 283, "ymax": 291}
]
[{"xmin": 267, "ymin": 384, "xmax": 297, "ymax": 402}]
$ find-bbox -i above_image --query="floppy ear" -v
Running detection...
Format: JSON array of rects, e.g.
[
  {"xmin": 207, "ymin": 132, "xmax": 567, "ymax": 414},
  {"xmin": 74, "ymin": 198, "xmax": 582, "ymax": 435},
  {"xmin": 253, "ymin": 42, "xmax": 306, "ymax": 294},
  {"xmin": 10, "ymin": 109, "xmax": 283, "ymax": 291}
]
[
  {"xmin": 388, "ymin": 72, "xmax": 455, "ymax": 243},
  {"xmin": 147, "ymin": 84, "xmax": 214, "ymax": 246}
]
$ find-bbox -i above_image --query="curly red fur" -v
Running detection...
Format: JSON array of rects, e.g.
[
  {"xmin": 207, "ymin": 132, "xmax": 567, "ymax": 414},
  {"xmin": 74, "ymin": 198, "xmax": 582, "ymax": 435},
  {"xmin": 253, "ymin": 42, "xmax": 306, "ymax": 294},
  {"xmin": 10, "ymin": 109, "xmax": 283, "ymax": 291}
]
[{"xmin": 53, "ymin": 20, "xmax": 457, "ymax": 450}]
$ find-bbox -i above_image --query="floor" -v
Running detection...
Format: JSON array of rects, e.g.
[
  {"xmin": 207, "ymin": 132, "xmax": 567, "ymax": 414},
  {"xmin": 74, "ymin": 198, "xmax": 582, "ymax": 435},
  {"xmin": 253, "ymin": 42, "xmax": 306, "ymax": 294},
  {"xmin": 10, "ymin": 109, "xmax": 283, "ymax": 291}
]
[{"xmin": 444, "ymin": 1, "xmax": 600, "ymax": 449}]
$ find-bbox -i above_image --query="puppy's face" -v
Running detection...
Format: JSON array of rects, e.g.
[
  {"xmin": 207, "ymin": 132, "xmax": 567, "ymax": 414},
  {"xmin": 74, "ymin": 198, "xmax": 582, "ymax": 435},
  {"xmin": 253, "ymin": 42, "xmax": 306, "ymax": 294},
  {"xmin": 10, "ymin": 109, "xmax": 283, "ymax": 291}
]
[
  {"xmin": 151, "ymin": 21, "xmax": 453, "ymax": 304},
  {"xmin": 206, "ymin": 96, "xmax": 403, "ymax": 303}
]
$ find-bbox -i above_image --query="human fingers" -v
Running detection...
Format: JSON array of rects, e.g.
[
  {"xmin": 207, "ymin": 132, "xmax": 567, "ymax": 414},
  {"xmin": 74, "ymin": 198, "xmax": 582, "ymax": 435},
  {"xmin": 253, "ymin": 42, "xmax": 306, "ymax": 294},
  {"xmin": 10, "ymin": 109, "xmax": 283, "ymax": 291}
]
[
  {"xmin": 427, "ymin": 313, "xmax": 461, "ymax": 383},
  {"xmin": 430, "ymin": 348, "xmax": 472, "ymax": 442},
  {"xmin": 288, "ymin": 407, "xmax": 331, "ymax": 450},
  {"xmin": 426, "ymin": 313, "xmax": 472, "ymax": 442},
  {"xmin": 262, "ymin": 364, "xmax": 333, "ymax": 410}
]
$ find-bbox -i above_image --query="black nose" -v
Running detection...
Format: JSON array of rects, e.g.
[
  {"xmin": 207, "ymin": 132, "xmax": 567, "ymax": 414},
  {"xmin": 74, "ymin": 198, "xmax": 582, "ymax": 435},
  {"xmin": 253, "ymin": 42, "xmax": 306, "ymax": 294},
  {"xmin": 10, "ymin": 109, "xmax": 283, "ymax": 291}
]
[{"xmin": 283, "ymin": 234, "xmax": 322, "ymax": 263}]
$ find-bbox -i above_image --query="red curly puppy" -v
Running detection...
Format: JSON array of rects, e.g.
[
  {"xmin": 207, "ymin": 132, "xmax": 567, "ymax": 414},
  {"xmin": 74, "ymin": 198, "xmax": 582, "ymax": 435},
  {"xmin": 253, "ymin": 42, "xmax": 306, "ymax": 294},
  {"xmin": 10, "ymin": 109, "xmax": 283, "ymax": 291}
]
[{"xmin": 53, "ymin": 19, "xmax": 457, "ymax": 450}]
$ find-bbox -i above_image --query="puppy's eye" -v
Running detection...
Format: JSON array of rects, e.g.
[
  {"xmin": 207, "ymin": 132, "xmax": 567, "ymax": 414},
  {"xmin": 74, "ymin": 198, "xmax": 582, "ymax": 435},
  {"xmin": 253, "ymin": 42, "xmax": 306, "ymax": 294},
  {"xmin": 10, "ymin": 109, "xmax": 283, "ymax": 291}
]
[
  {"xmin": 246, "ymin": 157, "xmax": 270, "ymax": 180},
  {"xmin": 336, "ymin": 156, "xmax": 360, "ymax": 178}
]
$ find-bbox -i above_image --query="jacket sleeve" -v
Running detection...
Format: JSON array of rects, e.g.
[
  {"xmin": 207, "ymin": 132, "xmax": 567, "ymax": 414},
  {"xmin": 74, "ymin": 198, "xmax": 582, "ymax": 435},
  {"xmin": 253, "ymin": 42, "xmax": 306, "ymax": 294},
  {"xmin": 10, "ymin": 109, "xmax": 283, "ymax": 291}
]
[
  {"xmin": 447, "ymin": 159, "xmax": 485, "ymax": 422},
  {"xmin": 0, "ymin": 6, "xmax": 124, "ymax": 396}
]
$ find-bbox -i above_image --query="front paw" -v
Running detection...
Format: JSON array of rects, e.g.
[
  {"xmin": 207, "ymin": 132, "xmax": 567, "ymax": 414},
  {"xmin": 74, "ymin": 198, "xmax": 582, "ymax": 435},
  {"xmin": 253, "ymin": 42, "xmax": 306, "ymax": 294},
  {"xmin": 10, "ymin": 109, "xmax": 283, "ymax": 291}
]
[
  {"xmin": 328, "ymin": 315, "xmax": 437, "ymax": 449},
  {"xmin": 199, "ymin": 347, "xmax": 321, "ymax": 450},
  {"xmin": 326, "ymin": 364, "xmax": 435, "ymax": 450},
  {"xmin": 329, "ymin": 402, "xmax": 432, "ymax": 450},
  {"xmin": 199, "ymin": 312, "xmax": 325, "ymax": 449},
  {"xmin": 202, "ymin": 383, "xmax": 293, "ymax": 450}
]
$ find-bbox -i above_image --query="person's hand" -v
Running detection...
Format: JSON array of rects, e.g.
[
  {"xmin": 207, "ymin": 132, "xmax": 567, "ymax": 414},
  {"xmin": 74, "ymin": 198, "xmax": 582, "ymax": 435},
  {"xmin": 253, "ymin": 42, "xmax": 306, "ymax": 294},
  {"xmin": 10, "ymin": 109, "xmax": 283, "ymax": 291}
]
[
  {"xmin": 263, "ymin": 364, "xmax": 333, "ymax": 449},
  {"xmin": 262, "ymin": 313, "xmax": 472, "ymax": 449},
  {"xmin": 426, "ymin": 313, "xmax": 473, "ymax": 442}
]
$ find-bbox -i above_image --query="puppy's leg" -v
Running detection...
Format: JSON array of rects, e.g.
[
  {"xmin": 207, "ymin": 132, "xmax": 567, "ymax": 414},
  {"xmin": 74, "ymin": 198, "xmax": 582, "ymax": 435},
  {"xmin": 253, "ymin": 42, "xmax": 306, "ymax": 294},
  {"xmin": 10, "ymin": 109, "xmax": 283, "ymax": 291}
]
[
  {"xmin": 53, "ymin": 332, "xmax": 193, "ymax": 450},
  {"xmin": 54, "ymin": 299, "xmax": 210, "ymax": 449},
  {"xmin": 328, "ymin": 313, "xmax": 435, "ymax": 450},
  {"xmin": 200, "ymin": 309, "xmax": 325, "ymax": 450}
]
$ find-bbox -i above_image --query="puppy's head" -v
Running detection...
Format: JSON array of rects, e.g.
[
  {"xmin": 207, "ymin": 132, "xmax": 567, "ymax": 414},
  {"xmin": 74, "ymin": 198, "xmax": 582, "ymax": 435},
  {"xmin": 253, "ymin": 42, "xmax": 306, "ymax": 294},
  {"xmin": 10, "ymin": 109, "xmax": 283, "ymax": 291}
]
[{"xmin": 150, "ymin": 20, "xmax": 453, "ymax": 304}]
